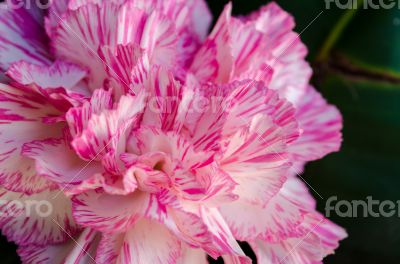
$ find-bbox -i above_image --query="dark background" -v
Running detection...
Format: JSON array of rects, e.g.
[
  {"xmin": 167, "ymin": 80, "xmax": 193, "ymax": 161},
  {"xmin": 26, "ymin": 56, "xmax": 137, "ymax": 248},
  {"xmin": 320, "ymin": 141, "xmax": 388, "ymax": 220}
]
[{"xmin": 1, "ymin": 0, "xmax": 400, "ymax": 263}]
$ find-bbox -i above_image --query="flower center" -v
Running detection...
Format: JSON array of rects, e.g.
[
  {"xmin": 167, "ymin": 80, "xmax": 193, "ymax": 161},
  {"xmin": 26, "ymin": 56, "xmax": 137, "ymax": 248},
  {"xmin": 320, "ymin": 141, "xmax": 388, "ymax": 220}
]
[{"xmin": 153, "ymin": 160, "xmax": 165, "ymax": 172}]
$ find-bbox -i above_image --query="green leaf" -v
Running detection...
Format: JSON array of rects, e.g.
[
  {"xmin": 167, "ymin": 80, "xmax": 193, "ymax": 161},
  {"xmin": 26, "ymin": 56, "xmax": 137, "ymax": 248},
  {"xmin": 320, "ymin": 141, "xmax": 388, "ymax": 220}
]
[{"xmin": 335, "ymin": 7, "xmax": 400, "ymax": 78}]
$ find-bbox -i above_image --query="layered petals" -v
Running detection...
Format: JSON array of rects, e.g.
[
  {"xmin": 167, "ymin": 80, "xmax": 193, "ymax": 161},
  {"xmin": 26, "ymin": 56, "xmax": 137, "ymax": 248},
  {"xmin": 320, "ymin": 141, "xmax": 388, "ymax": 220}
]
[
  {"xmin": 72, "ymin": 190, "xmax": 148, "ymax": 233},
  {"xmin": 221, "ymin": 115, "xmax": 290, "ymax": 205},
  {"xmin": 219, "ymin": 177, "xmax": 314, "ymax": 242},
  {"xmin": 99, "ymin": 44, "xmax": 149, "ymax": 97},
  {"xmin": 22, "ymin": 138, "xmax": 102, "ymax": 189},
  {"xmin": 91, "ymin": 219, "xmax": 181, "ymax": 264},
  {"xmin": 0, "ymin": 1, "xmax": 346, "ymax": 263},
  {"xmin": 190, "ymin": 4, "xmax": 233, "ymax": 83},
  {"xmin": 66, "ymin": 88, "xmax": 113, "ymax": 138},
  {"xmin": 141, "ymin": 67, "xmax": 182, "ymax": 131},
  {"xmin": 250, "ymin": 214, "xmax": 347, "ymax": 264},
  {"xmin": 289, "ymin": 86, "xmax": 342, "ymax": 163},
  {"xmin": 0, "ymin": 84, "xmax": 62, "ymax": 194},
  {"xmin": 72, "ymin": 92, "xmax": 146, "ymax": 161},
  {"xmin": 117, "ymin": 219, "xmax": 181, "ymax": 264},
  {"xmin": 240, "ymin": 2, "xmax": 312, "ymax": 103},
  {"xmin": 18, "ymin": 228, "xmax": 99, "ymax": 264},
  {"xmin": 145, "ymin": 196, "xmax": 245, "ymax": 259},
  {"xmin": 50, "ymin": 2, "xmax": 120, "ymax": 90},
  {"xmin": 7, "ymin": 60, "xmax": 90, "ymax": 106}
]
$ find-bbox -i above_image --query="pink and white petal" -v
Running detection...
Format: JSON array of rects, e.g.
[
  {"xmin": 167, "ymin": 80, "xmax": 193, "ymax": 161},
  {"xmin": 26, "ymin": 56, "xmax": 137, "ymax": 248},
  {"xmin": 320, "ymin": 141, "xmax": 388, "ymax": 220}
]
[
  {"xmin": 72, "ymin": 93, "xmax": 145, "ymax": 161},
  {"xmin": 63, "ymin": 228, "xmax": 100, "ymax": 264},
  {"xmin": 228, "ymin": 15, "xmax": 275, "ymax": 85},
  {"xmin": 173, "ymin": 74, "xmax": 203, "ymax": 134},
  {"xmin": 230, "ymin": 19, "xmax": 267, "ymax": 80},
  {"xmin": 129, "ymin": 126, "xmax": 235, "ymax": 203},
  {"xmin": 116, "ymin": 3, "xmax": 178, "ymax": 69},
  {"xmin": 129, "ymin": 126, "xmax": 204, "ymax": 167},
  {"xmin": 268, "ymin": 33, "xmax": 312, "ymax": 104},
  {"xmin": 51, "ymin": 2, "xmax": 119, "ymax": 90},
  {"xmin": 141, "ymin": 66, "xmax": 182, "ymax": 131},
  {"xmin": 139, "ymin": 11, "xmax": 178, "ymax": 68},
  {"xmin": 0, "ymin": 84, "xmax": 62, "ymax": 194},
  {"xmin": 45, "ymin": 0, "xmax": 69, "ymax": 35},
  {"xmin": 177, "ymin": 246, "xmax": 208, "ymax": 264},
  {"xmin": 190, "ymin": 4, "xmax": 233, "ymax": 83},
  {"xmin": 160, "ymin": 0, "xmax": 211, "ymax": 70},
  {"xmin": 95, "ymin": 233, "xmax": 124, "ymax": 264},
  {"xmin": 186, "ymin": 80, "xmax": 298, "ymax": 153},
  {"xmin": 18, "ymin": 243, "xmax": 71, "ymax": 264},
  {"xmin": 114, "ymin": 4, "xmax": 147, "ymax": 45},
  {"xmin": 129, "ymin": 126, "xmax": 180, "ymax": 158},
  {"xmin": 7, "ymin": 60, "xmax": 90, "ymax": 99},
  {"xmin": 130, "ymin": 51, "xmax": 151, "ymax": 93},
  {"xmin": 303, "ymin": 213, "xmax": 347, "ymax": 257},
  {"xmin": 22, "ymin": 138, "xmax": 102, "ymax": 189},
  {"xmin": 116, "ymin": 219, "xmax": 181, "ymax": 264},
  {"xmin": 66, "ymin": 88, "xmax": 113, "ymax": 138},
  {"xmin": 244, "ymin": 2, "xmax": 294, "ymax": 35},
  {"xmin": 7, "ymin": 60, "xmax": 85, "ymax": 91},
  {"xmin": 64, "ymin": 173, "xmax": 104, "ymax": 196},
  {"xmin": 127, "ymin": 164, "xmax": 170, "ymax": 193},
  {"xmin": 223, "ymin": 81, "xmax": 299, "ymax": 144},
  {"xmin": 68, "ymin": 0, "xmax": 124, "ymax": 9},
  {"xmin": 0, "ymin": 131, "xmax": 57, "ymax": 194},
  {"xmin": 250, "ymin": 233, "xmax": 323, "ymax": 264},
  {"xmin": 181, "ymin": 82, "xmax": 230, "ymax": 152},
  {"xmin": 191, "ymin": 165, "xmax": 237, "ymax": 205},
  {"xmin": 87, "ymin": 88, "xmax": 113, "ymax": 114},
  {"xmin": 162, "ymin": 0, "xmax": 212, "ymax": 42},
  {"xmin": 237, "ymin": 62, "xmax": 274, "ymax": 86},
  {"xmin": 185, "ymin": 0, "xmax": 212, "ymax": 41},
  {"xmin": 145, "ymin": 194, "xmax": 241, "ymax": 258},
  {"xmin": 219, "ymin": 177, "xmax": 315, "ymax": 242},
  {"xmin": 0, "ymin": 83, "xmax": 59, "ymax": 121},
  {"xmin": 72, "ymin": 189, "xmax": 149, "ymax": 233},
  {"xmin": 101, "ymin": 150, "xmax": 123, "ymax": 175},
  {"xmin": 289, "ymin": 86, "xmax": 342, "ymax": 162},
  {"xmin": 200, "ymin": 207, "xmax": 246, "ymax": 257},
  {"xmin": 240, "ymin": 2, "xmax": 312, "ymax": 104},
  {"xmin": 105, "ymin": 162, "xmax": 138, "ymax": 193},
  {"xmin": 99, "ymin": 44, "xmax": 148, "ymax": 97},
  {"xmin": 172, "ymin": 165, "xmax": 236, "ymax": 205},
  {"xmin": 0, "ymin": 2, "xmax": 50, "ymax": 71},
  {"xmin": 0, "ymin": 189, "xmax": 79, "ymax": 246},
  {"xmin": 64, "ymin": 171, "xmax": 135, "ymax": 196},
  {"xmin": 250, "ymin": 214, "xmax": 346, "ymax": 264},
  {"xmin": 221, "ymin": 115, "xmax": 290, "ymax": 205},
  {"xmin": 18, "ymin": 228, "xmax": 99, "ymax": 264}
]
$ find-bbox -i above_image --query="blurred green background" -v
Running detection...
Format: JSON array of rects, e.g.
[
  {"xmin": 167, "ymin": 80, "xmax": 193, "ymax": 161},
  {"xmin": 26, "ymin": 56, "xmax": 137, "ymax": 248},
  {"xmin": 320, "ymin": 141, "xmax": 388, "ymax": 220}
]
[{"xmin": 1, "ymin": 0, "xmax": 400, "ymax": 263}]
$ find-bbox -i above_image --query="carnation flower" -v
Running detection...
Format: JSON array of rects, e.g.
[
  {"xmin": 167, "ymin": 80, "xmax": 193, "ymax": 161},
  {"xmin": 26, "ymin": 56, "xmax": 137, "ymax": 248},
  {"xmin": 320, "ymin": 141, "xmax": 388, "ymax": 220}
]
[{"xmin": 0, "ymin": 0, "xmax": 346, "ymax": 263}]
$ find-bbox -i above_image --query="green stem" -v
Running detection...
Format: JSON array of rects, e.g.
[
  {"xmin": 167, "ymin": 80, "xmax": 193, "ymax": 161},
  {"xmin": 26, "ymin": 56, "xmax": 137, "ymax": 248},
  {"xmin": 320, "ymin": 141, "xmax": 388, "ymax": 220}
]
[{"xmin": 316, "ymin": 0, "xmax": 363, "ymax": 62}]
